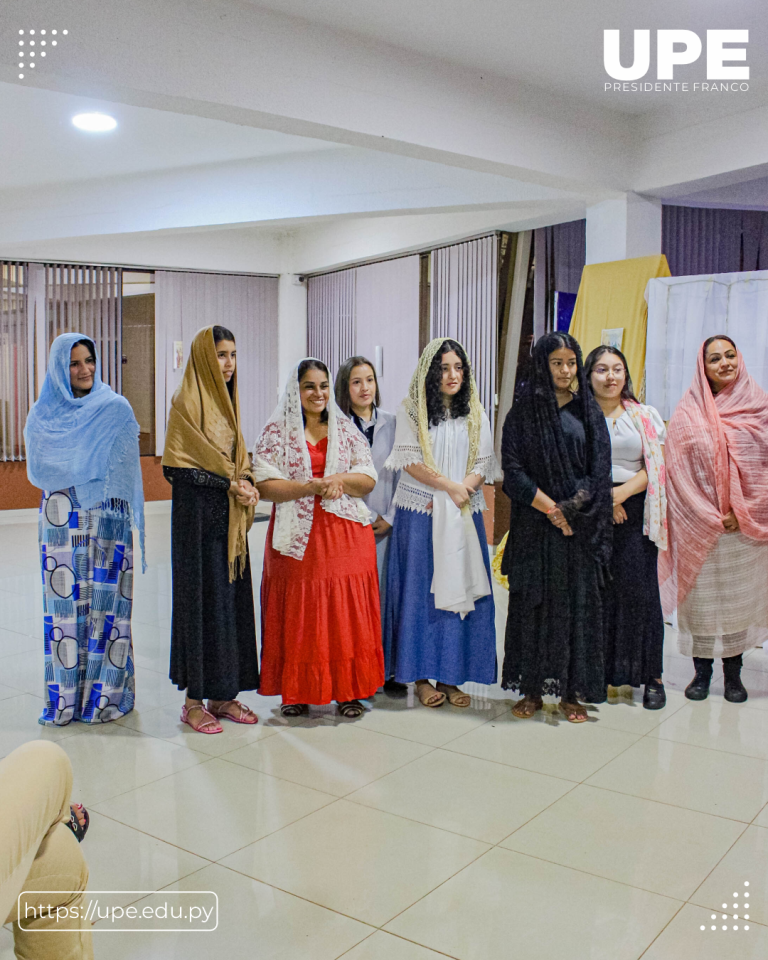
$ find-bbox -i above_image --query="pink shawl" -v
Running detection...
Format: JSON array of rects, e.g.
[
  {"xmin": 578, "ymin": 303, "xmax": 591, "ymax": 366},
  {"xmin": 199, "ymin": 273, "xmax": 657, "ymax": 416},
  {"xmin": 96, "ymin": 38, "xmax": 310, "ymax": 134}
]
[{"xmin": 659, "ymin": 348, "xmax": 768, "ymax": 615}]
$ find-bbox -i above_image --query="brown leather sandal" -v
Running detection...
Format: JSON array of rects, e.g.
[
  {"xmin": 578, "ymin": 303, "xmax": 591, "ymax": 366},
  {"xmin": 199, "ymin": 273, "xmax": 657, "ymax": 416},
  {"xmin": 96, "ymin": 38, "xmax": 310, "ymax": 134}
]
[
  {"xmin": 559, "ymin": 700, "xmax": 588, "ymax": 723},
  {"xmin": 512, "ymin": 696, "xmax": 543, "ymax": 719}
]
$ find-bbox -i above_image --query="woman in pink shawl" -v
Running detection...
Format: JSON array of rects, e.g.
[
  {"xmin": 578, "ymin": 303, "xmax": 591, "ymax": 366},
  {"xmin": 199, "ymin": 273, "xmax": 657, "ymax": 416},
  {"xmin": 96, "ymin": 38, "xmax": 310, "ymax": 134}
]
[{"xmin": 660, "ymin": 336, "xmax": 768, "ymax": 702}]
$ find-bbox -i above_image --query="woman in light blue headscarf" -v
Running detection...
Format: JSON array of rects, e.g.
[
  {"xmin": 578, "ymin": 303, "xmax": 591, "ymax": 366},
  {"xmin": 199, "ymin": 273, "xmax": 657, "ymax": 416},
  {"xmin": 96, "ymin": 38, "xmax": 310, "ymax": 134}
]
[{"xmin": 24, "ymin": 333, "xmax": 145, "ymax": 726}]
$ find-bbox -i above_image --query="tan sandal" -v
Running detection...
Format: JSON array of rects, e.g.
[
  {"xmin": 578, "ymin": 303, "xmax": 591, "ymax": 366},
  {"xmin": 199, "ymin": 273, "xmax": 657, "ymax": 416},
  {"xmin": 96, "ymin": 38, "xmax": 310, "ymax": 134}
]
[
  {"xmin": 559, "ymin": 700, "xmax": 588, "ymax": 723},
  {"xmin": 512, "ymin": 696, "xmax": 542, "ymax": 719},
  {"xmin": 415, "ymin": 680, "xmax": 446, "ymax": 708},
  {"xmin": 436, "ymin": 683, "xmax": 471, "ymax": 708}
]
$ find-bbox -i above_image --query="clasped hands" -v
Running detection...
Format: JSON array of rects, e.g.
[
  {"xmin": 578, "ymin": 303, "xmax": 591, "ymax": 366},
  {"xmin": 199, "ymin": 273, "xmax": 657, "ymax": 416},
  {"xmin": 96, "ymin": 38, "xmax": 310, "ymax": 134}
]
[
  {"xmin": 229, "ymin": 479, "xmax": 259, "ymax": 507},
  {"xmin": 307, "ymin": 474, "xmax": 346, "ymax": 501},
  {"xmin": 722, "ymin": 509, "xmax": 740, "ymax": 534},
  {"xmin": 547, "ymin": 505, "xmax": 573, "ymax": 537}
]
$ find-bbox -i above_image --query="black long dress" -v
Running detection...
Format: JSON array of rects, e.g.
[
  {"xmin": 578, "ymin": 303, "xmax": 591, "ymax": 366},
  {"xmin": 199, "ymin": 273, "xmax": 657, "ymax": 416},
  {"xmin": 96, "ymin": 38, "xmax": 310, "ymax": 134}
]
[
  {"xmin": 501, "ymin": 398, "xmax": 612, "ymax": 703},
  {"xmin": 164, "ymin": 466, "xmax": 260, "ymax": 701},
  {"xmin": 603, "ymin": 488, "xmax": 664, "ymax": 686}
]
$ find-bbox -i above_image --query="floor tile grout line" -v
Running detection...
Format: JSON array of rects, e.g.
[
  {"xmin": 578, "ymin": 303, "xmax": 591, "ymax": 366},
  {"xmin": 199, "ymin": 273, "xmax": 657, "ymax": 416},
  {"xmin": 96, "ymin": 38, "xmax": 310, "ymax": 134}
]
[
  {"xmin": 215, "ymin": 736, "xmax": 441, "ymax": 801},
  {"xmin": 83, "ymin": 808, "xmax": 220, "ymax": 864},
  {"xmin": 636, "ymin": 899, "xmax": 688, "ymax": 959},
  {"xmin": 649, "ymin": 729, "xmax": 768, "ymax": 765},
  {"xmin": 489, "ymin": 780, "xmax": 583, "ymax": 848},
  {"xmin": 376, "ymin": 843, "xmax": 498, "ymax": 931},
  {"xmin": 335, "ymin": 929, "xmax": 463, "ymax": 960},
  {"xmin": 682, "ymin": 818, "xmax": 755, "ymax": 912},
  {"xmin": 574, "ymin": 779, "xmax": 760, "ymax": 825},
  {"xmin": 469, "ymin": 845, "xmax": 690, "ymax": 904},
  {"xmin": 209, "ymin": 859, "xmax": 385, "ymax": 930}
]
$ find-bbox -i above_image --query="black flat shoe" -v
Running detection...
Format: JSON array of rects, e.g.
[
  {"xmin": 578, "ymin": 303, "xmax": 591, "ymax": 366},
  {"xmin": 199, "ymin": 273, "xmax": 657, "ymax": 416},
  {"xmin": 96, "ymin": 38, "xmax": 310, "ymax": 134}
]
[
  {"xmin": 685, "ymin": 657, "xmax": 713, "ymax": 701},
  {"xmin": 643, "ymin": 682, "xmax": 666, "ymax": 710},
  {"xmin": 383, "ymin": 679, "xmax": 408, "ymax": 698}
]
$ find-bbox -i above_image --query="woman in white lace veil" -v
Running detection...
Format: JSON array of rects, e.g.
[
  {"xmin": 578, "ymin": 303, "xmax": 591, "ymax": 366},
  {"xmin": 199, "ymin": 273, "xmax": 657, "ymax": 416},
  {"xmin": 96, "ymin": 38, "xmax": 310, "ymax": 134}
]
[
  {"xmin": 253, "ymin": 358, "xmax": 385, "ymax": 717},
  {"xmin": 383, "ymin": 338, "xmax": 501, "ymax": 708}
]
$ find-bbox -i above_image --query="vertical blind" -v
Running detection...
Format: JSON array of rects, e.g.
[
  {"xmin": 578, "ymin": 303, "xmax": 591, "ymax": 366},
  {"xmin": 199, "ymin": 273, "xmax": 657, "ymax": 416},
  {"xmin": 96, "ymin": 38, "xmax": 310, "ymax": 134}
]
[
  {"xmin": 0, "ymin": 262, "xmax": 29, "ymax": 461},
  {"xmin": 154, "ymin": 271, "xmax": 279, "ymax": 453},
  {"xmin": 306, "ymin": 270, "xmax": 356, "ymax": 378},
  {"xmin": 45, "ymin": 265, "xmax": 123, "ymax": 393},
  {"xmin": 430, "ymin": 236, "xmax": 499, "ymax": 423}
]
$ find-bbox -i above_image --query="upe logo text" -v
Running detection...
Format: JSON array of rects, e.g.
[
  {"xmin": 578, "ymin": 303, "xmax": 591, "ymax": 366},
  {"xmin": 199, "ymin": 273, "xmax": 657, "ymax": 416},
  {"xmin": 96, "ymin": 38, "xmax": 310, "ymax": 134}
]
[{"xmin": 604, "ymin": 30, "xmax": 748, "ymax": 81}]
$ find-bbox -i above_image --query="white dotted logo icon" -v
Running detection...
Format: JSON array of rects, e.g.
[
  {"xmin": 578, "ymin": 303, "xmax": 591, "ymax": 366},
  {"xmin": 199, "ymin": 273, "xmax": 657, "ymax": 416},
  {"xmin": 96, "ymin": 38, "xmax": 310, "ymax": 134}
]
[
  {"xmin": 700, "ymin": 881, "xmax": 750, "ymax": 932},
  {"xmin": 16, "ymin": 28, "xmax": 68, "ymax": 79}
]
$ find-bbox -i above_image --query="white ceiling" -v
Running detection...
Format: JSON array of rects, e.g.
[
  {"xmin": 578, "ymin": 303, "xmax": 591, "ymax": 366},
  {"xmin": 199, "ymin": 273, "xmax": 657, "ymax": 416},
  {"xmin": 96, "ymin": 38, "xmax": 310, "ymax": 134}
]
[
  {"xmin": 0, "ymin": 81, "xmax": 343, "ymax": 188},
  {"xmin": 248, "ymin": 0, "xmax": 768, "ymax": 128}
]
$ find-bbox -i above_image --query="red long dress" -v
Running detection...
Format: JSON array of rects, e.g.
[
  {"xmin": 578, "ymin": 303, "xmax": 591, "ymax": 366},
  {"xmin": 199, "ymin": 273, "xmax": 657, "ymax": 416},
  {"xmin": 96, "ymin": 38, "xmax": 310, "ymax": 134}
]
[{"xmin": 259, "ymin": 437, "xmax": 385, "ymax": 704}]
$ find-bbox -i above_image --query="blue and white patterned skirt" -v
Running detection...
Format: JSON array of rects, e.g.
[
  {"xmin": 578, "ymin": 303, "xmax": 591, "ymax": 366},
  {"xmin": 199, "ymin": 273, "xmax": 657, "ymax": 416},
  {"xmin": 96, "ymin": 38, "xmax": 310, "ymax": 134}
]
[{"xmin": 38, "ymin": 488, "xmax": 136, "ymax": 726}]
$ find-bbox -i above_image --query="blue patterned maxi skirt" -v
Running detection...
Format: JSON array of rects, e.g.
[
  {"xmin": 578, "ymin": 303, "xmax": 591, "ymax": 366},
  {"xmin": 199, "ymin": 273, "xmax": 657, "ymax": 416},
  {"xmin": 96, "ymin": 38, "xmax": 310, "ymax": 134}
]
[
  {"xmin": 383, "ymin": 508, "xmax": 497, "ymax": 686},
  {"xmin": 38, "ymin": 488, "xmax": 136, "ymax": 725}
]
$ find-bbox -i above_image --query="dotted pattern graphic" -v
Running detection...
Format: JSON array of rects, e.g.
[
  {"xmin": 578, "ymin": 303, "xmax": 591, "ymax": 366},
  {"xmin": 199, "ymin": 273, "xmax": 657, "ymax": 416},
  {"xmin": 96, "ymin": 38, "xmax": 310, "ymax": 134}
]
[
  {"xmin": 16, "ymin": 28, "xmax": 68, "ymax": 79},
  {"xmin": 700, "ymin": 881, "xmax": 750, "ymax": 932}
]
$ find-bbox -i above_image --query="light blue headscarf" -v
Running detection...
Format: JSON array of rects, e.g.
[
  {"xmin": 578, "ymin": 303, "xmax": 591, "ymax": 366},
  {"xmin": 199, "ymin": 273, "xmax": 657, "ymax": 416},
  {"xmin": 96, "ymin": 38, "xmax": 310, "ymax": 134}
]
[{"xmin": 24, "ymin": 332, "xmax": 146, "ymax": 569}]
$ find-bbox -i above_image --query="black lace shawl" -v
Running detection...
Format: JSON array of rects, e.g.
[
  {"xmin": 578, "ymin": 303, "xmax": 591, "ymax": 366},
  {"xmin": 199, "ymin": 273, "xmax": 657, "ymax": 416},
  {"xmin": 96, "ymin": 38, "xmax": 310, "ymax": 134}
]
[{"xmin": 501, "ymin": 332, "xmax": 613, "ymax": 568}]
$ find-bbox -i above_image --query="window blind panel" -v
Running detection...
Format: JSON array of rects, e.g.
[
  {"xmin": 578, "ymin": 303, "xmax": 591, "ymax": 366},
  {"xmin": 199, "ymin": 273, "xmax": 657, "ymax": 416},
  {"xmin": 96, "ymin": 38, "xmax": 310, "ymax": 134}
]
[
  {"xmin": 430, "ymin": 236, "xmax": 498, "ymax": 425},
  {"xmin": 307, "ymin": 269, "xmax": 356, "ymax": 380},
  {"xmin": 154, "ymin": 271, "xmax": 278, "ymax": 453},
  {"xmin": 0, "ymin": 261, "xmax": 28, "ymax": 461},
  {"xmin": 44, "ymin": 264, "xmax": 123, "ymax": 393}
]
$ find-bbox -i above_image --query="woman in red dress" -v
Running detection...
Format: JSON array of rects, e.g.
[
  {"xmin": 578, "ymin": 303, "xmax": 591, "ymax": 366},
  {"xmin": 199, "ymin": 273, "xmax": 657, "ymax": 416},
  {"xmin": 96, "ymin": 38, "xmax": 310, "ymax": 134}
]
[{"xmin": 253, "ymin": 358, "xmax": 385, "ymax": 717}]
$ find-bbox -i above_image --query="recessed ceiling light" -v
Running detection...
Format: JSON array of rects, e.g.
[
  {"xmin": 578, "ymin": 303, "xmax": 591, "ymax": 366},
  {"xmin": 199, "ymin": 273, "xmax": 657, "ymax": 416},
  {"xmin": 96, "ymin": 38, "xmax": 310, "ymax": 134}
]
[{"xmin": 72, "ymin": 112, "xmax": 117, "ymax": 132}]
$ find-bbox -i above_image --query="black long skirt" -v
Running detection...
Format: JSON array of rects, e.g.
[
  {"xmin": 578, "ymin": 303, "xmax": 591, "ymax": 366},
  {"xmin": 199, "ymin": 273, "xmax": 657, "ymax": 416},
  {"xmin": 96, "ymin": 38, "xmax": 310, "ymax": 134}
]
[
  {"xmin": 501, "ymin": 510, "xmax": 607, "ymax": 704},
  {"xmin": 603, "ymin": 490, "xmax": 664, "ymax": 687},
  {"xmin": 169, "ymin": 479, "xmax": 260, "ymax": 701}
]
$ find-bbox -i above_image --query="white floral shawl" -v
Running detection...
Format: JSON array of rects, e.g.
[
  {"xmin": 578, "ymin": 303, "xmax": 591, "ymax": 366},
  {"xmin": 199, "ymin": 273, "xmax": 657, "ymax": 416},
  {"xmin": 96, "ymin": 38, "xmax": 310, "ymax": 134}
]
[{"xmin": 252, "ymin": 360, "xmax": 377, "ymax": 560}]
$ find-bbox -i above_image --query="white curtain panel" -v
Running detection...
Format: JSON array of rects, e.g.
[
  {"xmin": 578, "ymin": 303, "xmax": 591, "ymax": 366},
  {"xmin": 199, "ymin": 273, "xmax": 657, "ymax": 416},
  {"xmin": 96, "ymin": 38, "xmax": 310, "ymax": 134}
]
[
  {"xmin": 355, "ymin": 256, "xmax": 420, "ymax": 412},
  {"xmin": 306, "ymin": 270, "xmax": 356, "ymax": 380},
  {"xmin": 155, "ymin": 271, "xmax": 278, "ymax": 454},
  {"xmin": 646, "ymin": 271, "xmax": 768, "ymax": 420},
  {"xmin": 430, "ymin": 236, "xmax": 498, "ymax": 425}
]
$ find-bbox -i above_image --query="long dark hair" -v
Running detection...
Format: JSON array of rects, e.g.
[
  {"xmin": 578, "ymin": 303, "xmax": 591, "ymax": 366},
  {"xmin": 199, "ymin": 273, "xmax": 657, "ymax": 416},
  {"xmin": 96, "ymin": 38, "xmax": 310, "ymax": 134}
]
[
  {"xmin": 425, "ymin": 339, "xmax": 472, "ymax": 426},
  {"xmin": 584, "ymin": 345, "xmax": 637, "ymax": 402},
  {"xmin": 212, "ymin": 325, "xmax": 235, "ymax": 344},
  {"xmin": 334, "ymin": 356, "xmax": 381, "ymax": 416},
  {"xmin": 298, "ymin": 358, "xmax": 330, "ymax": 424},
  {"xmin": 527, "ymin": 332, "xmax": 583, "ymax": 400}
]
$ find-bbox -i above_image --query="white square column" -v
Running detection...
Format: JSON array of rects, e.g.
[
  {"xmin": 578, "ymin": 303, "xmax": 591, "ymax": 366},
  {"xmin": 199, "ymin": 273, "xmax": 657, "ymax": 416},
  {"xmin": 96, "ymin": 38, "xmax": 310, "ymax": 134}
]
[
  {"xmin": 277, "ymin": 274, "xmax": 308, "ymax": 392},
  {"xmin": 585, "ymin": 193, "xmax": 662, "ymax": 265}
]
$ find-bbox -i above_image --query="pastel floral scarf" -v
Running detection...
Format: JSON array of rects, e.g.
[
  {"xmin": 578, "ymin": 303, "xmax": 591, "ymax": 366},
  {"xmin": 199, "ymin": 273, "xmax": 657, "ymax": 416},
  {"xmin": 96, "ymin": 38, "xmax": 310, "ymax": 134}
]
[{"xmin": 622, "ymin": 400, "xmax": 668, "ymax": 550}]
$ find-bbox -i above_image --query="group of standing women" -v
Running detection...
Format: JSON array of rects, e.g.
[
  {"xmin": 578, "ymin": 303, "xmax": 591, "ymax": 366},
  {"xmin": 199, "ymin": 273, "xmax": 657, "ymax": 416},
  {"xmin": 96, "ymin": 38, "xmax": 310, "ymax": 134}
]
[{"xmin": 24, "ymin": 323, "xmax": 768, "ymax": 731}]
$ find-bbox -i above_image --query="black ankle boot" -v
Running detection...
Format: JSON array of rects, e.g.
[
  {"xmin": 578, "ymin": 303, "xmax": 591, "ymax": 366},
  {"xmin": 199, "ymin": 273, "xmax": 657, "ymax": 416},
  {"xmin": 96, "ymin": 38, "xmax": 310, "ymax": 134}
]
[
  {"xmin": 643, "ymin": 680, "xmax": 666, "ymax": 710},
  {"xmin": 723, "ymin": 654, "xmax": 748, "ymax": 703},
  {"xmin": 685, "ymin": 657, "xmax": 713, "ymax": 700}
]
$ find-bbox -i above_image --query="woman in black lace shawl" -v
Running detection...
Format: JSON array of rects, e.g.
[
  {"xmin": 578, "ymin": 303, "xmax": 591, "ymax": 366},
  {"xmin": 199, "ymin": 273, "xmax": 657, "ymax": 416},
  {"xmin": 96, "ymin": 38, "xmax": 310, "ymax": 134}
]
[{"xmin": 500, "ymin": 332, "xmax": 612, "ymax": 721}]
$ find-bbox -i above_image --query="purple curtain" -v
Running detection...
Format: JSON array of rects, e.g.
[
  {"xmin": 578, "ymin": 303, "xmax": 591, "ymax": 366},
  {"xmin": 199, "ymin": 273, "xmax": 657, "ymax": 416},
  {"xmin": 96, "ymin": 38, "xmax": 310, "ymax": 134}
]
[
  {"xmin": 533, "ymin": 219, "xmax": 586, "ymax": 340},
  {"xmin": 662, "ymin": 205, "xmax": 768, "ymax": 277}
]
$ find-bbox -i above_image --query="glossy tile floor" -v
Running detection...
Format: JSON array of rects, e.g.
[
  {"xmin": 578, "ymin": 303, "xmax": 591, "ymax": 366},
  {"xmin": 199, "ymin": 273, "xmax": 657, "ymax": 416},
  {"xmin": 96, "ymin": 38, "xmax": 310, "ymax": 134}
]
[{"xmin": 2, "ymin": 503, "xmax": 768, "ymax": 959}]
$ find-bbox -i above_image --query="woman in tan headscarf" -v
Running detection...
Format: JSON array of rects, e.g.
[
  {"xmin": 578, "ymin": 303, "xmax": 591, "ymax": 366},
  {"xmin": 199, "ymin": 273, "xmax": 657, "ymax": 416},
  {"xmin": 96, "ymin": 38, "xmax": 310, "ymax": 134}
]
[{"xmin": 162, "ymin": 326, "xmax": 260, "ymax": 734}]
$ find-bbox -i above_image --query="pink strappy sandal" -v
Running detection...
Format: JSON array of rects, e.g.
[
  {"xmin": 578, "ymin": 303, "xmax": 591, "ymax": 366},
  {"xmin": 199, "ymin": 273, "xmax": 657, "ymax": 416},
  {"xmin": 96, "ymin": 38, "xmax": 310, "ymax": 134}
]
[
  {"xmin": 180, "ymin": 703, "xmax": 223, "ymax": 734},
  {"xmin": 207, "ymin": 700, "xmax": 258, "ymax": 725}
]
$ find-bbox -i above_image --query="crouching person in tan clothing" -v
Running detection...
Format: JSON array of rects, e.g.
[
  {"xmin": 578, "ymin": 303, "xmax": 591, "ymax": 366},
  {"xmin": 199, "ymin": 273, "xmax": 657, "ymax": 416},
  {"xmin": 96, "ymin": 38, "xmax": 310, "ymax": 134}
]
[{"xmin": 0, "ymin": 741, "xmax": 92, "ymax": 960}]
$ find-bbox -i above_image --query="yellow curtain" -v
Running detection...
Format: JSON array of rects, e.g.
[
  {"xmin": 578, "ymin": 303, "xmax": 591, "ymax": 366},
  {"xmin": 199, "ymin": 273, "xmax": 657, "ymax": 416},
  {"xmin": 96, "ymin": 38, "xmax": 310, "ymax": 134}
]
[{"xmin": 568, "ymin": 254, "xmax": 671, "ymax": 395}]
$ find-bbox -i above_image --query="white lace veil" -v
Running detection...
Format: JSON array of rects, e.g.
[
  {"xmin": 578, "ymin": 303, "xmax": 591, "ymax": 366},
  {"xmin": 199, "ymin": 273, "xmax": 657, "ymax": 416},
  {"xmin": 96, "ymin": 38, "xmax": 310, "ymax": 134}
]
[{"xmin": 253, "ymin": 359, "xmax": 375, "ymax": 559}]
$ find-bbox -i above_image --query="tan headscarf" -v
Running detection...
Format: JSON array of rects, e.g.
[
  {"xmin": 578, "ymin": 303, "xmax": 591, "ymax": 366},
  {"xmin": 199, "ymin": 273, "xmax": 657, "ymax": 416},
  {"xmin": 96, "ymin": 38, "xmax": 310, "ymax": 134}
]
[
  {"xmin": 162, "ymin": 327, "xmax": 254, "ymax": 580},
  {"xmin": 404, "ymin": 337, "xmax": 484, "ymax": 479}
]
